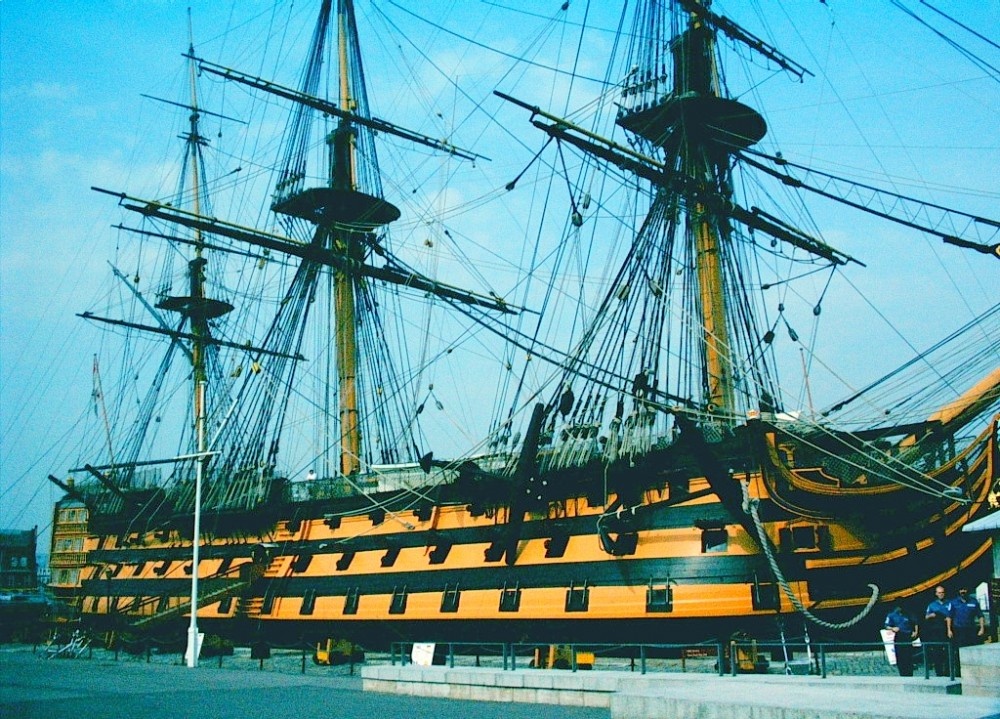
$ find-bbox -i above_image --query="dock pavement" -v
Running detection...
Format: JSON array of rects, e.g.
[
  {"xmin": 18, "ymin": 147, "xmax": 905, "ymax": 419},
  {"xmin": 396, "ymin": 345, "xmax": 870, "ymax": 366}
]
[
  {"xmin": 4, "ymin": 643, "xmax": 998, "ymax": 719},
  {"xmin": 0, "ymin": 645, "xmax": 605, "ymax": 719},
  {"xmin": 363, "ymin": 659, "xmax": 1000, "ymax": 719}
]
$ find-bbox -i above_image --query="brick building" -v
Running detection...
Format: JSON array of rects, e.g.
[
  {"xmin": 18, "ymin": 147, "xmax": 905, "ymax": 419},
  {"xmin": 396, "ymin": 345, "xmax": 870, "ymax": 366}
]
[{"xmin": 0, "ymin": 527, "xmax": 38, "ymax": 591}]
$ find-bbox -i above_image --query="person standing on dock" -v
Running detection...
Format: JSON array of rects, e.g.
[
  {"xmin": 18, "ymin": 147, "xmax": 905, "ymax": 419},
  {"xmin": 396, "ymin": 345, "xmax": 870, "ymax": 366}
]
[
  {"xmin": 923, "ymin": 585, "xmax": 952, "ymax": 676},
  {"xmin": 884, "ymin": 604, "xmax": 919, "ymax": 677},
  {"xmin": 947, "ymin": 585, "xmax": 985, "ymax": 675}
]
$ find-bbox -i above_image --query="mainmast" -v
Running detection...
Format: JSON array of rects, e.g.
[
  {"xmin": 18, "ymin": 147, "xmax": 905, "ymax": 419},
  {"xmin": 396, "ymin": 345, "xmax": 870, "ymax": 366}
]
[
  {"xmin": 101, "ymin": 0, "xmax": 495, "ymax": 487},
  {"xmin": 269, "ymin": 0, "xmax": 400, "ymax": 477}
]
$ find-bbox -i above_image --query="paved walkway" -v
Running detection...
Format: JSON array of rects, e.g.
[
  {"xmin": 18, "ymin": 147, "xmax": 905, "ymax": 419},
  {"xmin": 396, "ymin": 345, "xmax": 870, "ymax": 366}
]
[
  {"xmin": 363, "ymin": 664, "xmax": 1000, "ymax": 719},
  {"xmin": 0, "ymin": 646, "xmax": 607, "ymax": 719}
]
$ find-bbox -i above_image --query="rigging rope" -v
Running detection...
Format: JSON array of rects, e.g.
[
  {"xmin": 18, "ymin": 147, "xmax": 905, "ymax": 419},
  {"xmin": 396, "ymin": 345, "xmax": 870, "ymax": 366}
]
[{"xmin": 740, "ymin": 479, "xmax": 879, "ymax": 630}]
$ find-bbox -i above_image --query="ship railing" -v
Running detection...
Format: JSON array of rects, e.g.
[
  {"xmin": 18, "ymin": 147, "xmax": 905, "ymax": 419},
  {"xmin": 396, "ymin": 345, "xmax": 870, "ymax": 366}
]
[
  {"xmin": 741, "ymin": 639, "xmax": 955, "ymax": 681},
  {"xmin": 52, "ymin": 521, "xmax": 89, "ymax": 533},
  {"xmin": 286, "ymin": 454, "xmax": 522, "ymax": 501},
  {"xmin": 48, "ymin": 638, "xmax": 960, "ymax": 680},
  {"xmin": 389, "ymin": 640, "xmax": 728, "ymax": 675},
  {"xmin": 49, "ymin": 552, "xmax": 88, "ymax": 567},
  {"xmin": 387, "ymin": 639, "xmax": 958, "ymax": 680}
]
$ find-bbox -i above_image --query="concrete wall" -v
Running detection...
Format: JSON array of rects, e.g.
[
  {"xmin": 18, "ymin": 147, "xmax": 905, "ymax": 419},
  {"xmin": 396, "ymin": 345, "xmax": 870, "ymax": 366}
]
[{"xmin": 958, "ymin": 643, "xmax": 999, "ymax": 698}]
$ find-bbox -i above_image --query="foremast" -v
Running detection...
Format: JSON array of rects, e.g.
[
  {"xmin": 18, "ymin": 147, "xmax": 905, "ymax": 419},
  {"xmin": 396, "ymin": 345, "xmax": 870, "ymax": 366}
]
[
  {"xmin": 493, "ymin": 0, "xmax": 811, "ymax": 471},
  {"xmin": 497, "ymin": 0, "xmax": 994, "ymax": 479},
  {"xmin": 618, "ymin": 1, "xmax": 772, "ymax": 421}
]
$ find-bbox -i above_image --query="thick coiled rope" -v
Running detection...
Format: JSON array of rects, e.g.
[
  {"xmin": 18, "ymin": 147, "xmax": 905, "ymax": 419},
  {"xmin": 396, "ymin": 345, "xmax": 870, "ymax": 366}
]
[{"xmin": 741, "ymin": 480, "xmax": 879, "ymax": 630}]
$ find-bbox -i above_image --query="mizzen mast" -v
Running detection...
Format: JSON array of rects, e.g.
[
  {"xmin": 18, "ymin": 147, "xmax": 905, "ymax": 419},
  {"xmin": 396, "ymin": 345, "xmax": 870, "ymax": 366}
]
[
  {"xmin": 154, "ymin": 39, "xmax": 234, "ymax": 434},
  {"xmin": 158, "ymin": 0, "xmax": 492, "ymax": 480},
  {"xmin": 154, "ymin": 21, "xmax": 233, "ymax": 669}
]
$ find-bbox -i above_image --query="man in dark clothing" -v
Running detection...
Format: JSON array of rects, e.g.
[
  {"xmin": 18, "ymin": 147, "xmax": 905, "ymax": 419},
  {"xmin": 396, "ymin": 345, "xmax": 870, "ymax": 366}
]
[
  {"xmin": 948, "ymin": 586, "xmax": 986, "ymax": 646},
  {"xmin": 947, "ymin": 585, "xmax": 986, "ymax": 676},
  {"xmin": 884, "ymin": 604, "xmax": 919, "ymax": 677},
  {"xmin": 923, "ymin": 585, "xmax": 951, "ymax": 676}
]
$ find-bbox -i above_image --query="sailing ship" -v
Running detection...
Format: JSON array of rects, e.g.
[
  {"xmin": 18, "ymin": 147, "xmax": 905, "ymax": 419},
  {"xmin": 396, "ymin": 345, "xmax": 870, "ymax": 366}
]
[{"xmin": 47, "ymin": 0, "xmax": 999, "ymax": 649}]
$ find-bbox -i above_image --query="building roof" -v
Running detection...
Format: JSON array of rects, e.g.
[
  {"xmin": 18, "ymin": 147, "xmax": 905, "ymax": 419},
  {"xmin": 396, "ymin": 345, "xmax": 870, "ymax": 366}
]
[
  {"xmin": 962, "ymin": 510, "xmax": 1000, "ymax": 533},
  {"xmin": 0, "ymin": 528, "xmax": 37, "ymax": 548}
]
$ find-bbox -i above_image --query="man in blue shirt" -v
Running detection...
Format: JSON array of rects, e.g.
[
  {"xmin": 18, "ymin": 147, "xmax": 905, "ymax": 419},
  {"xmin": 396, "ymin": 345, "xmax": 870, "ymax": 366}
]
[
  {"xmin": 884, "ymin": 604, "xmax": 919, "ymax": 677},
  {"xmin": 947, "ymin": 585, "xmax": 986, "ymax": 676},
  {"xmin": 924, "ymin": 585, "xmax": 951, "ymax": 676},
  {"xmin": 948, "ymin": 586, "xmax": 986, "ymax": 644}
]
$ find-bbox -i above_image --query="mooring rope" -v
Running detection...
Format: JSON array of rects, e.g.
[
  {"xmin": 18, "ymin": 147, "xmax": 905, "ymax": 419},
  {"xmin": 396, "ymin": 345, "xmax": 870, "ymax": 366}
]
[{"xmin": 741, "ymin": 480, "xmax": 879, "ymax": 630}]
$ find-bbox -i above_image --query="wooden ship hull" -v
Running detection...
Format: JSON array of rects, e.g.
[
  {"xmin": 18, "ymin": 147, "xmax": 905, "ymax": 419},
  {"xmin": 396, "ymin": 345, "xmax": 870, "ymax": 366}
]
[{"xmin": 51, "ymin": 415, "xmax": 997, "ymax": 646}]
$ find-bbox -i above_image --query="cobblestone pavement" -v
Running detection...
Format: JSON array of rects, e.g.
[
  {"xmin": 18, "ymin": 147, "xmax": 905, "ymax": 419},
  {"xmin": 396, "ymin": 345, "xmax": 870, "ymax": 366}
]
[{"xmin": 0, "ymin": 645, "xmax": 609, "ymax": 719}]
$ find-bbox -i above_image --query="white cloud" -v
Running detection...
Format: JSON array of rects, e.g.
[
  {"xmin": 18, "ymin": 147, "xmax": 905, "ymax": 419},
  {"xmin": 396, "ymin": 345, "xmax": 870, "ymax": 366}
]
[{"xmin": 28, "ymin": 81, "xmax": 78, "ymax": 102}]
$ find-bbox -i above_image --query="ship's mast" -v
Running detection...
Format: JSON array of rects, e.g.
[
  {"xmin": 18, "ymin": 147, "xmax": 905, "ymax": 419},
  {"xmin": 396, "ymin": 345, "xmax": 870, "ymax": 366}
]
[
  {"xmin": 615, "ymin": 0, "xmax": 770, "ymax": 421},
  {"xmin": 333, "ymin": 0, "xmax": 361, "ymax": 476},
  {"xmin": 164, "ymin": 41, "xmax": 234, "ymax": 454},
  {"xmin": 187, "ymin": 34, "xmax": 207, "ymax": 394},
  {"xmin": 185, "ymin": 34, "xmax": 205, "ymax": 670},
  {"xmin": 266, "ymin": 0, "xmax": 404, "ymax": 478},
  {"xmin": 155, "ymin": 21, "xmax": 233, "ymax": 667},
  {"xmin": 680, "ymin": 8, "xmax": 734, "ymax": 419},
  {"xmin": 155, "ymin": 45, "xmax": 234, "ymax": 402},
  {"xmin": 498, "ymin": 0, "xmax": 796, "ymax": 426},
  {"xmin": 135, "ymin": 0, "xmax": 492, "ymax": 483}
]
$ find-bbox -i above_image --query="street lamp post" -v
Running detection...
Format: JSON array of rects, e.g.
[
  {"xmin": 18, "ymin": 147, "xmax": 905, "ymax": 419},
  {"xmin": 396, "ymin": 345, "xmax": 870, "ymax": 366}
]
[{"xmin": 186, "ymin": 381, "xmax": 206, "ymax": 668}]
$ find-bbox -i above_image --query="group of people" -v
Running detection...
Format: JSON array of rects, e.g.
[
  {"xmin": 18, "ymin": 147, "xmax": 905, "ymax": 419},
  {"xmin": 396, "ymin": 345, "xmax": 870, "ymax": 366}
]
[{"xmin": 883, "ymin": 584, "xmax": 987, "ymax": 677}]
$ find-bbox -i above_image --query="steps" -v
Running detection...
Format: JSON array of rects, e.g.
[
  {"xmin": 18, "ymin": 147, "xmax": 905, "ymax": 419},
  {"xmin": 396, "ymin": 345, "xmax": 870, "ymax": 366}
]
[{"xmin": 129, "ymin": 578, "xmax": 246, "ymax": 629}]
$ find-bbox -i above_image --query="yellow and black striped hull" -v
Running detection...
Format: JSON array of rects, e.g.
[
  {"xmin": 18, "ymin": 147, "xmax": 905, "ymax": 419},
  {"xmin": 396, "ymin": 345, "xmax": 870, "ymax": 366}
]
[{"xmin": 56, "ymin": 441, "xmax": 996, "ymax": 646}]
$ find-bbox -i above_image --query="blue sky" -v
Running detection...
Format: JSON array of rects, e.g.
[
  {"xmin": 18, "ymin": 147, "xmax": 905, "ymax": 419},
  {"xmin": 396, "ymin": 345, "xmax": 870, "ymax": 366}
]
[
  {"xmin": 0, "ymin": 2, "xmax": 289, "ymax": 546},
  {"xmin": 2, "ymin": 1, "xmax": 998, "ymax": 554}
]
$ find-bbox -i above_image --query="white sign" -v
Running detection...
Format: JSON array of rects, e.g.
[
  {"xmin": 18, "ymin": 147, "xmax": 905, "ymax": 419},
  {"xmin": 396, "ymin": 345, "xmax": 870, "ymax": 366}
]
[
  {"xmin": 411, "ymin": 642, "xmax": 435, "ymax": 666},
  {"xmin": 879, "ymin": 629, "xmax": 896, "ymax": 666}
]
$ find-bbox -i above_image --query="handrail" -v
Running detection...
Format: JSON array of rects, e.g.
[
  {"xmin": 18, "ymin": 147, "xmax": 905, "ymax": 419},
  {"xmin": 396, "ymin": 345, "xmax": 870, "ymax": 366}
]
[{"xmin": 387, "ymin": 638, "xmax": 957, "ymax": 681}]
